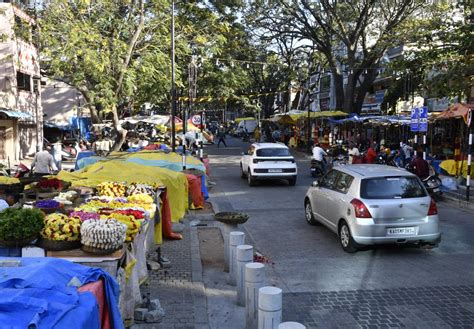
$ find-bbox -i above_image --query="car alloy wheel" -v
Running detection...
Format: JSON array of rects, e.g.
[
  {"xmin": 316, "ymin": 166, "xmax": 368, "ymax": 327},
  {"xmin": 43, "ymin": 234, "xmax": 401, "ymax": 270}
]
[
  {"xmin": 338, "ymin": 221, "xmax": 358, "ymax": 253},
  {"xmin": 305, "ymin": 200, "xmax": 318, "ymax": 225}
]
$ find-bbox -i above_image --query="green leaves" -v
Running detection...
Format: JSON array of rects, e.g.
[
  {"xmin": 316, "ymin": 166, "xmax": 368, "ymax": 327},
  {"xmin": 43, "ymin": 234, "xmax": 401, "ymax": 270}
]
[{"xmin": 0, "ymin": 208, "xmax": 45, "ymax": 241}]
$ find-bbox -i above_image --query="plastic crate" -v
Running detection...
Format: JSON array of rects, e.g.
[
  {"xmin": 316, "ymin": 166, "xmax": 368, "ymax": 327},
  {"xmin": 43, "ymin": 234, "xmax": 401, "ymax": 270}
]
[{"xmin": 0, "ymin": 246, "xmax": 22, "ymax": 257}]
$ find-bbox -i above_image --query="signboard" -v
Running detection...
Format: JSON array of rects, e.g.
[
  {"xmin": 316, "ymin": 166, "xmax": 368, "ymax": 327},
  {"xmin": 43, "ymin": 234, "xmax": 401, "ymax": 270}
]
[
  {"xmin": 410, "ymin": 107, "xmax": 419, "ymax": 132},
  {"xmin": 419, "ymin": 106, "xmax": 428, "ymax": 132},
  {"xmin": 191, "ymin": 114, "xmax": 201, "ymax": 126}
]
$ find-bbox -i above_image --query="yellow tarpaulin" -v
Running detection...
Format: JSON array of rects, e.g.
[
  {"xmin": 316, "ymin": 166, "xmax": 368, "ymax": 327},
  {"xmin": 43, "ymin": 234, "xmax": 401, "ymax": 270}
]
[
  {"xmin": 269, "ymin": 114, "xmax": 296, "ymax": 125},
  {"xmin": 57, "ymin": 160, "xmax": 189, "ymax": 223},
  {"xmin": 107, "ymin": 150, "xmax": 205, "ymax": 168},
  {"xmin": 235, "ymin": 117, "xmax": 255, "ymax": 123},
  {"xmin": 439, "ymin": 160, "xmax": 474, "ymax": 178}
]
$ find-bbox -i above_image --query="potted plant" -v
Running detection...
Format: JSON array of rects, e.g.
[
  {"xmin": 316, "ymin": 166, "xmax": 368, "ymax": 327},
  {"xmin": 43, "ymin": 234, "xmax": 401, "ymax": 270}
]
[{"xmin": 0, "ymin": 208, "xmax": 45, "ymax": 246}]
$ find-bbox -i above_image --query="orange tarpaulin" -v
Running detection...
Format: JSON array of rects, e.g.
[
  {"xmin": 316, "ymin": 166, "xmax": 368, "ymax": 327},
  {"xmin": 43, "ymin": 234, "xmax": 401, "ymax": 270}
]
[
  {"xmin": 186, "ymin": 174, "xmax": 204, "ymax": 209},
  {"xmin": 435, "ymin": 103, "xmax": 473, "ymax": 125}
]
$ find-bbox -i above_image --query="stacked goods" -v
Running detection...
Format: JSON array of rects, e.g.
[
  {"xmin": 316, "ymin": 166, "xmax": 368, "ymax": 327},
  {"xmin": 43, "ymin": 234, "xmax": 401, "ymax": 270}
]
[
  {"xmin": 126, "ymin": 184, "xmax": 155, "ymax": 197},
  {"xmin": 0, "ymin": 208, "xmax": 44, "ymax": 244},
  {"xmin": 79, "ymin": 199, "xmax": 155, "ymax": 213},
  {"xmin": 97, "ymin": 182, "xmax": 126, "ymax": 197},
  {"xmin": 41, "ymin": 214, "xmax": 81, "ymax": 241},
  {"xmin": 81, "ymin": 219, "xmax": 127, "ymax": 251}
]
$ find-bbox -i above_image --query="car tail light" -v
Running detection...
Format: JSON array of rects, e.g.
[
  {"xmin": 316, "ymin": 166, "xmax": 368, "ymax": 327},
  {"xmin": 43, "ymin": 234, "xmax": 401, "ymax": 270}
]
[
  {"xmin": 428, "ymin": 198, "xmax": 438, "ymax": 216},
  {"xmin": 253, "ymin": 158, "xmax": 259, "ymax": 164},
  {"xmin": 350, "ymin": 199, "xmax": 372, "ymax": 218}
]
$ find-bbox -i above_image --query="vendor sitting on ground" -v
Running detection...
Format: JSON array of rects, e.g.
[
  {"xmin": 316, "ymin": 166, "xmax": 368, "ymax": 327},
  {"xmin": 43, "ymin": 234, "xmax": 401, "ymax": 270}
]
[{"xmin": 31, "ymin": 145, "xmax": 58, "ymax": 176}]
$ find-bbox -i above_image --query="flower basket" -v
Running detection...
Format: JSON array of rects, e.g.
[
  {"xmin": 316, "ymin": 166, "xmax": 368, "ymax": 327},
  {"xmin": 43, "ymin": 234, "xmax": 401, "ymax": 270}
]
[
  {"xmin": 214, "ymin": 212, "xmax": 249, "ymax": 225},
  {"xmin": 81, "ymin": 244, "xmax": 123, "ymax": 255},
  {"xmin": 36, "ymin": 238, "xmax": 81, "ymax": 251},
  {"xmin": 0, "ymin": 235, "xmax": 38, "ymax": 247}
]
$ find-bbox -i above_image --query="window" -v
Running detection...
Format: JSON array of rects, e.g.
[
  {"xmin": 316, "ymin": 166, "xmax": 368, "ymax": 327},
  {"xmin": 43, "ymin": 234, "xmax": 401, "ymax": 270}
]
[
  {"xmin": 360, "ymin": 176, "xmax": 427, "ymax": 199},
  {"xmin": 335, "ymin": 173, "xmax": 354, "ymax": 194},
  {"xmin": 17, "ymin": 71, "xmax": 31, "ymax": 92},
  {"xmin": 320, "ymin": 170, "xmax": 339, "ymax": 190},
  {"xmin": 256, "ymin": 148, "xmax": 291, "ymax": 157}
]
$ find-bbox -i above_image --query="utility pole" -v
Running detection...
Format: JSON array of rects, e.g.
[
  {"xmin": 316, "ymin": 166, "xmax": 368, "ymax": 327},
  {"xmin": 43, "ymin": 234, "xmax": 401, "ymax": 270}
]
[{"xmin": 170, "ymin": 0, "xmax": 176, "ymax": 152}]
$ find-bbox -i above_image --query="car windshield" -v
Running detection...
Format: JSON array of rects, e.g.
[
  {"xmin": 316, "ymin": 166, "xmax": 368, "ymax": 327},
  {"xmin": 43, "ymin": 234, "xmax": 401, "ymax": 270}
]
[
  {"xmin": 360, "ymin": 176, "xmax": 427, "ymax": 199},
  {"xmin": 256, "ymin": 148, "xmax": 291, "ymax": 157}
]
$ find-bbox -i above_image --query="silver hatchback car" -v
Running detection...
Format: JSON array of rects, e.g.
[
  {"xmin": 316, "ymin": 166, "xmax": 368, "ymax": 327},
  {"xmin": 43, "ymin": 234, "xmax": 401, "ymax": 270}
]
[{"xmin": 304, "ymin": 165, "xmax": 441, "ymax": 252}]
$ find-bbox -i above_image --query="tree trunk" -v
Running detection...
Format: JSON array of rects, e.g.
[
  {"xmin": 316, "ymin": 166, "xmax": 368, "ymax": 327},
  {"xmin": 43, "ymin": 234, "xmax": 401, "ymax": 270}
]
[
  {"xmin": 343, "ymin": 73, "xmax": 356, "ymax": 114},
  {"xmin": 332, "ymin": 70, "xmax": 345, "ymax": 110},
  {"xmin": 353, "ymin": 70, "xmax": 378, "ymax": 114},
  {"xmin": 111, "ymin": 105, "xmax": 127, "ymax": 152}
]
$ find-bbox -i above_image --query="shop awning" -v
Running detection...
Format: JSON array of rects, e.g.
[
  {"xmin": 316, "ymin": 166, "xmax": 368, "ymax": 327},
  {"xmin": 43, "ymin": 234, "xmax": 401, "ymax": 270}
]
[
  {"xmin": 268, "ymin": 114, "xmax": 295, "ymax": 125},
  {"xmin": 0, "ymin": 109, "xmax": 33, "ymax": 120},
  {"xmin": 293, "ymin": 110, "xmax": 348, "ymax": 120},
  {"xmin": 435, "ymin": 103, "xmax": 473, "ymax": 125}
]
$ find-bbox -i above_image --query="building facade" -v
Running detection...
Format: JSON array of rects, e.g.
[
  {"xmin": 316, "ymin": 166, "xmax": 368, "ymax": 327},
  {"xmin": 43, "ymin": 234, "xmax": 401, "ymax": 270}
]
[{"xmin": 0, "ymin": 2, "xmax": 42, "ymax": 162}]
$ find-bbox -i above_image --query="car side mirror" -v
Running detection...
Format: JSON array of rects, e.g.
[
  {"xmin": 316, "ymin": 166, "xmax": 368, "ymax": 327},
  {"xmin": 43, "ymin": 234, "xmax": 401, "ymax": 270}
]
[{"xmin": 312, "ymin": 180, "xmax": 319, "ymax": 187}]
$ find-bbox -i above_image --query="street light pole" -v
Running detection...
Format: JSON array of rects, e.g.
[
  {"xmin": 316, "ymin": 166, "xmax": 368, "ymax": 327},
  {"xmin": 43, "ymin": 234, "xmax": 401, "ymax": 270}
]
[{"xmin": 170, "ymin": 0, "xmax": 176, "ymax": 152}]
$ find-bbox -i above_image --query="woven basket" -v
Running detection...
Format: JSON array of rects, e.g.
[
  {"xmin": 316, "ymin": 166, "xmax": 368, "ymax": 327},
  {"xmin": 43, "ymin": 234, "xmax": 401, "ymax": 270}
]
[
  {"xmin": 81, "ymin": 244, "xmax": 122, "ymax": 255},
  {"xmin": 36, "ymin": 238, "xmax": 81, "ymax": 251},
  {"xmin": 0, "ymin": 235, "xmax": 37, "ymax": 247}
]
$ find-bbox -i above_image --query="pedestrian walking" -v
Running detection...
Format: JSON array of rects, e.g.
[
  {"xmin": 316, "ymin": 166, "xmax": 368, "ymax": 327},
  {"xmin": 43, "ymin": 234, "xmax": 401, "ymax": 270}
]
[
  {"xmin": 31, "ymin": 145, "xmax": 58, "ymax": 176},
  {"xmin": 217, "ymin": 126, "xmax": 227, "ymax": 148}
]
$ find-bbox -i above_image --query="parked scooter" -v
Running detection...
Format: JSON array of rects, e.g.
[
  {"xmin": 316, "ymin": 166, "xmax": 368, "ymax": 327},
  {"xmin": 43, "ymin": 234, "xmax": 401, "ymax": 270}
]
[{"xmin": 423, "ymin": 174, "xmax": 442, "ymax": 201}]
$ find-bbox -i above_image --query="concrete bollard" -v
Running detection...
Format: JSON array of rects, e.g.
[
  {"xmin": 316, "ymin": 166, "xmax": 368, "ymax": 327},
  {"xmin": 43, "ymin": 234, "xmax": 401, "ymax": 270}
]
[
  {"xmin": 258, "ymin": 286, "xmax": 282, "ymax": 329},
  {"xmin": 229, "ymin": 231, "xmax": 245, "ymax": 285},
  {"xmin": 236, "ymin": 245, "xmax": 254, "ymax": 306},
  {"xmin": 222, "ymin": 223, "xmax": 238, "ymax": 272},
  {"xmin": 278, "ymin": 322, "xmax": 306, "ymax": 329},
  {"xmin": 245, "ymin": 262, "xmax": 266, "ymax": 329}
]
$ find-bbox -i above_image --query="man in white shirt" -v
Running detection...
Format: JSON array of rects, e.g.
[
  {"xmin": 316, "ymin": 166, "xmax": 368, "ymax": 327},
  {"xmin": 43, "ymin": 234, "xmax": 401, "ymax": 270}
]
[
  {"xmin": 312, "ymin": 143, "xmax": 327, "ymax": 161},
  {"xmin": 31, "ymin": 146, "xmax": 58, "ymax": 175},
  {"xmin": 348, "ymin": 144, "xmax": 360, "ymax": 164}
]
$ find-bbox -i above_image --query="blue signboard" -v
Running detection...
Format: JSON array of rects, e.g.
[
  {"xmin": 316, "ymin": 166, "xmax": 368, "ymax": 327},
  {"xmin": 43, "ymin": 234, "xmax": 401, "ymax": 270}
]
[
  {"xmin": 419, "ymin": 106, "xmax": 428, "ymax": 132},
  {"xmin": 410, "ymin": 107, "xmax": 419, "ymax": 132}
]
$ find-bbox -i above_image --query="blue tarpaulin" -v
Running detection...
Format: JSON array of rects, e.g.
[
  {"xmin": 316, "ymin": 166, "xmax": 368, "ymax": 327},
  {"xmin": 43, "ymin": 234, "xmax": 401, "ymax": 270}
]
[
  {"xmin": 70, "ymin": 117, "xmax": 93, "ymax": 141},
  {"xmin": 0, "ymin": 257, "xmax": 123, "ymax": 329}
]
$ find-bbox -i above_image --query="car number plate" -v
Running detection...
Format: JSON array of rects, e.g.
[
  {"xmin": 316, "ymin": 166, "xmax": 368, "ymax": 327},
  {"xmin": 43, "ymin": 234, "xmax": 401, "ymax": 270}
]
[
  {"xmin": 387, "ymin": 227, "xmax": 417, "ymax": 235},
  {"xmin": 433, "ymin": 188, "xmax": 440, "ymax": 192},
  {"xmin": 268, "ymin": 169, "xmax": 282, "ymax": 173}
]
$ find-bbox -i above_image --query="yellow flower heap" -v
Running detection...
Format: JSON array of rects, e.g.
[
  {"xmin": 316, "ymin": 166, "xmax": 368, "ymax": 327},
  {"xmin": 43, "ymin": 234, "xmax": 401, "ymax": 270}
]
[
  {"xmin": 41, "ymin": 213, "xmax": 81, "ymax": 241},
  {"xmin": 101, "ymin": 213, "xmax": 141, "ymax": 242},
  {"xmin": 97, "ymin": 181, "xmax": 126, "ymax": 197},
  {"xmin": 79, "ymin": 198, "xmax": 155, "ymax": 213}
]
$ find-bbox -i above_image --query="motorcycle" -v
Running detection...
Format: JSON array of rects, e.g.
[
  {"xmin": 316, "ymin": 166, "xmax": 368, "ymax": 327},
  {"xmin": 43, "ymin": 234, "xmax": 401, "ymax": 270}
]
[
  {"xmin": 310, "ymin": 159, "xmax": 326, "ymax": 178},
  {"xmin": 423, "ymin": 174, "xmax": 442, "ymax": 201},
  {"xmin": 332, "ymin": 153, "xmax": 349, "ymax": 167}
]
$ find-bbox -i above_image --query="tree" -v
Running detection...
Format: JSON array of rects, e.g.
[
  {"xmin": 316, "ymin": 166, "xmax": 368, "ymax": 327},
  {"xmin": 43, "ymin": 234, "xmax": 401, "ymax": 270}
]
[
  {"xmin": 388, "ymin": 2, "xmax": 473, "ymax": 102},
  {"xmin": 39, "ymin": 0, "xmax": 170, "ymax": 150},
  {"xmin": 247, "ymin": 0, "xmax": 430, "ymax": 114}
]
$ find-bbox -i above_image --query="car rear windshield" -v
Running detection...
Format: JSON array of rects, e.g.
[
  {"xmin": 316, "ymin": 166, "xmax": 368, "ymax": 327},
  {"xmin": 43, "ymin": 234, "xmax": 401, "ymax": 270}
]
[
  {"xmin": 256, "ymin": 148, "xmax": 291, "ymax": 157},
  {"xmin": 360, "ymin": 176, "xmax": 427, "ymax": 199}
]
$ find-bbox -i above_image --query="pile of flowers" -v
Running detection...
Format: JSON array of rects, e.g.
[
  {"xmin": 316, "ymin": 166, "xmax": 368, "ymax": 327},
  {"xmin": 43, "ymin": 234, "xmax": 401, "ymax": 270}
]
[
  {"xmin": 69, "ymin": 210, "xmax": 100, "ymax": 222},
  {"xmin": 41, "ymin": 213, "xmax": 81, "ymax": 241},
  {"xmin": 37, "ymin": 178, "xmax": 63, "ymax": 190},
  {"xmin": 102, "ymin": 212, "xmax": 141, "ymax": 242},
  {"xmin": 35, "ymin": 199, "xmax": 61, "ymax": 209},
  {"xmin": 97, "ymin": 182, "xmax": 126, "ymax": 197}
]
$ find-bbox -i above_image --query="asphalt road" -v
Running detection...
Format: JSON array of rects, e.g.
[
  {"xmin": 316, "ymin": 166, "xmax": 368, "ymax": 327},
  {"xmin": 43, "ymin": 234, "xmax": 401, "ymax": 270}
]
[{"xmin": 207, "ymin": 137, "xmax": 474, "ymax": 328}]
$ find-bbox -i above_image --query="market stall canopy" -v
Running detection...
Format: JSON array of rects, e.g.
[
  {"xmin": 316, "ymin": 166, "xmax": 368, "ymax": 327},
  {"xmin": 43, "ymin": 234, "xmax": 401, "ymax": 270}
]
[
  {"xmin": 57, "ymin": 160, "xmax": 189, "ymax": 222},
  {"xmin": 435, "ymin": 103, "xmax": 473, "ymax": 125},
  {"xmin": 292, "ymin": 110, "xmax": 348, "ymax": 120},
  {"xmin": 234, "ymin": 117, "xmax": 255, "ymax": 123},
  {"xmin": 0, "ymin": 108, "xmax": 33, "ymax": 121},
  {"xmin": 328, "ymin": 114, "xmax": 410, "ymax": 125},
  {"xmin": 268, "ymin": 114, "xmax": 295, "ymax": 125}
]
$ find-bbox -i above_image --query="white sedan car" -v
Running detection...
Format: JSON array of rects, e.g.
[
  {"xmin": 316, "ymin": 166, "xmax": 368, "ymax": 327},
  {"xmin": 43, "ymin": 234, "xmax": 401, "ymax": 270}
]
[
  {"xmin": 304, "ymin": 165, "xmax": 441, "ymax": 252},
  {"xmin": 240, "ymin": 143, "xmax": 298, "ymax": 186}
]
